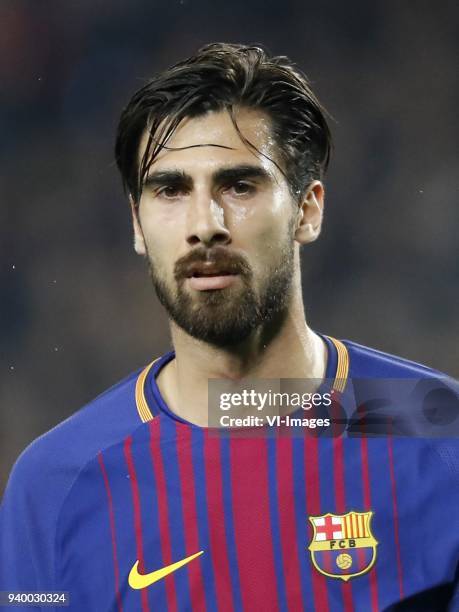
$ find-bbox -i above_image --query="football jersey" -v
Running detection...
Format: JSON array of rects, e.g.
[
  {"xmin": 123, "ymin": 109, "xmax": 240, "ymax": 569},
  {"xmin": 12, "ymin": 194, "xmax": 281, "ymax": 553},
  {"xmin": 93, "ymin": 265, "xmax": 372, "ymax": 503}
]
[{"xmin": 1, "ymin": 335, "xmax": 458, "ymax": 611}]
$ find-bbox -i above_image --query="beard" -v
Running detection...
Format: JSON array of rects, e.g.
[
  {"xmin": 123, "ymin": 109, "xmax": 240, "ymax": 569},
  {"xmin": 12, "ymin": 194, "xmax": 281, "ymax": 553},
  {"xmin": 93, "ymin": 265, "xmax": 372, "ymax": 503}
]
[{"xmin": 147, "ymin": 239, "xmax": 295, "ymax": 347}]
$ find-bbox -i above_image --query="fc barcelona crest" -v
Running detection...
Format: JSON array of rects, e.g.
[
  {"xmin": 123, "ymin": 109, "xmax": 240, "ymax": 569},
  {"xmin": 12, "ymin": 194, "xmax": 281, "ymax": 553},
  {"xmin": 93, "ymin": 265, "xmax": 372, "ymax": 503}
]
[{"xmin": 308, "ymin": 511, "xmax": 378, "ymax": 581}]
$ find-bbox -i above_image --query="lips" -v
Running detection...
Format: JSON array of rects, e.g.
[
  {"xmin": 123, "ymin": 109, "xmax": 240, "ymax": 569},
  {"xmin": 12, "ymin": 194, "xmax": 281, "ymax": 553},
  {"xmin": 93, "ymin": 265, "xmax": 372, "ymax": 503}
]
[
  {"xmin": 174, "ymin": 246, "xmax": 251, "ymax": 292},
  {"xmin": 188, "ymin": 274, "xmax": 238, "ymax": 291},
  {"xmin": 186, "ymin": 263, "xmax": 238, "ymax": 291},
  {"xmin": 186, "ymin": 262, "xmax": 233, "ymax": 279}
]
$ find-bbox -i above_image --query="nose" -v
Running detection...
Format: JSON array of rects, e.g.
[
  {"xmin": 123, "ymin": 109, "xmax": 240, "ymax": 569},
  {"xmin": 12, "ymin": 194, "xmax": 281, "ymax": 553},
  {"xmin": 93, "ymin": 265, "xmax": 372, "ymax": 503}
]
[{"xmin": 186, "ymin": 194, "xmax": 231, "ymax": 247}]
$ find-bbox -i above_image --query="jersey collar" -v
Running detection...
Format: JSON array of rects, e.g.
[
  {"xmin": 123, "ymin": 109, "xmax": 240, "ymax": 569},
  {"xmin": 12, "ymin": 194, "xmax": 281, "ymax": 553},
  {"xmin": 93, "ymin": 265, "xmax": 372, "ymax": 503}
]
[{"xmin": 135, "ymin": 335, "xmax": 350, "ymax": 424}]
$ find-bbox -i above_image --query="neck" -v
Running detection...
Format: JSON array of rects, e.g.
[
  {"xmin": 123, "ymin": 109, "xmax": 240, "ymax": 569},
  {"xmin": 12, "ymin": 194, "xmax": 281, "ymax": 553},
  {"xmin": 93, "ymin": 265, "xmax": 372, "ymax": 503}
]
[{"xmin": 157, "ymin": 287, "xmax": 327, "ymax": 427}]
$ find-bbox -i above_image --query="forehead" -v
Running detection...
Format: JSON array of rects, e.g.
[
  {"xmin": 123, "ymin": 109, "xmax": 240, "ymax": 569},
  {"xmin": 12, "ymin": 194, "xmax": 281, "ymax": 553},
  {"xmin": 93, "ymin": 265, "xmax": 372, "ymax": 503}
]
[{"xmin": 138, "ymin": 108, "xmax": 278, "ymax": 174}]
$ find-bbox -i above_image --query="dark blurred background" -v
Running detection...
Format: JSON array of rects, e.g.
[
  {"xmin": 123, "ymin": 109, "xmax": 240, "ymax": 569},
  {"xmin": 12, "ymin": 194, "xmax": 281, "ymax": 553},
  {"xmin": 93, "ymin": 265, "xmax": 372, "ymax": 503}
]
[{"xmin": 1, "ymin": 0, "xmax": 458, "ymax": 494}]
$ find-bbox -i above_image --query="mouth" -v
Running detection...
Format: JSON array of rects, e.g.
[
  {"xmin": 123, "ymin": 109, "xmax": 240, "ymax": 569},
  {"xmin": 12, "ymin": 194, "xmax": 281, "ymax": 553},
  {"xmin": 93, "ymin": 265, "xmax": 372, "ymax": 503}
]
[
  {"xmin": 186, "ymin": 262, "xmax": 233, "ymax": 277},
  {"xmin": 186, "ymin": 263, "xmax": 239, "ymax": 291}
]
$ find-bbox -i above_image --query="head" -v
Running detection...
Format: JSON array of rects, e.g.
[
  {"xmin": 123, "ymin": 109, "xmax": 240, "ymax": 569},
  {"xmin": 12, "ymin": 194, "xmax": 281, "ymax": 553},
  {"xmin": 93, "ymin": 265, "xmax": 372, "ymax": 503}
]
[{"xmin": 115, "ymin": 43, "xmax": 332, "ymax": 347}]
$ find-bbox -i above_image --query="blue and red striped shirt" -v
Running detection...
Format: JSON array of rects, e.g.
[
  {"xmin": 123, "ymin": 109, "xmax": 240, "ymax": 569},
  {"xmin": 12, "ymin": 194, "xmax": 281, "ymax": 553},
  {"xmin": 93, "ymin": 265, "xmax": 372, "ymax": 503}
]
[{"xmin": 1, "ymin": 335, "xmax": 458, "ymax": 611}]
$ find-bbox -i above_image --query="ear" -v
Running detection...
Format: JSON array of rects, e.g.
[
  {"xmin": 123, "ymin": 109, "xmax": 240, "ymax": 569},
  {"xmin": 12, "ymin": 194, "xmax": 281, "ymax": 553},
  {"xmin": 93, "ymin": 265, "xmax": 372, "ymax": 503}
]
[
  {"xmin": 130, "ymin": 197, "xmax": 147, "ymax": 256},
  {"xmin": 294, "ymin": 181, "xmax": 324, "ymax": 245}
]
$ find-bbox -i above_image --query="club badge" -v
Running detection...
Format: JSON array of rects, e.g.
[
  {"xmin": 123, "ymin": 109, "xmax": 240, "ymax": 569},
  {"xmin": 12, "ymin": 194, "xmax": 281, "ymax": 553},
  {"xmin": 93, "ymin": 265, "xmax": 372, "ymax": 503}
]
[{"xmin": 308, "ymin": 511, "xmax": 378, "ymax": 581}]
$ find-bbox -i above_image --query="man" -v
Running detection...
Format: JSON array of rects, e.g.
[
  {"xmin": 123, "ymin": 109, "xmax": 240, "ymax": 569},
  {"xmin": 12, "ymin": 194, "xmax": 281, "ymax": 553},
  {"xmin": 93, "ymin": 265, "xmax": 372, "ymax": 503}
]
[{"xmin": 1, "ymin": 43, "xmax": 458, "ymax": 611}]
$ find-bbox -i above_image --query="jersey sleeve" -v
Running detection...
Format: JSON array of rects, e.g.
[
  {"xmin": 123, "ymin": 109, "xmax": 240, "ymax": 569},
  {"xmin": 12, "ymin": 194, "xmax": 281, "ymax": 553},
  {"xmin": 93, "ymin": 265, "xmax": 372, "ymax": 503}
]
[
  {"xmin": 0, "ymin": 441, "xmax": 59, "ymax": 593},
  {"xmin": 0, "ymin": 371, "xmax": 142, "ymax": 599}
]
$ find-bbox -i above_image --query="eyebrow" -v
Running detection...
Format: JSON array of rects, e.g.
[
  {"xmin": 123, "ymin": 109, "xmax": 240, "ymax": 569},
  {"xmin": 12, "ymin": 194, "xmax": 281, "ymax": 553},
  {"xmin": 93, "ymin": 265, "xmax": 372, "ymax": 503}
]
[
  {"xmin": 143, "ymin": 164, "xmax": 273, "ymax": 189},
  {"xmin": 212, "ymin": 164, "xmax": 273, "ymax": 185},
  {"xmin": 142, "ymin": 170, "xmax": 191, "ymax": 190}
]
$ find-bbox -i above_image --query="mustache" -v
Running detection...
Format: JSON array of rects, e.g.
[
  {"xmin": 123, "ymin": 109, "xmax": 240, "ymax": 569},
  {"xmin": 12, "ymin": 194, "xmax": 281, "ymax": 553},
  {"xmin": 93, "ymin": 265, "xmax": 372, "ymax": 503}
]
[{"xmin": 174, "ymin": 246, "xmax": 252, "ymax": 281}]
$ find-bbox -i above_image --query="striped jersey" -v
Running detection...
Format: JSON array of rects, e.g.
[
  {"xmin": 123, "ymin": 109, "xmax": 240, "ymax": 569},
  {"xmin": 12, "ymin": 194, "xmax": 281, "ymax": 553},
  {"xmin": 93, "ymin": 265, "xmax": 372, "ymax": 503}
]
[{"xmin": 1, "ymin": 334, "xmax": 458, "ymax": 611}]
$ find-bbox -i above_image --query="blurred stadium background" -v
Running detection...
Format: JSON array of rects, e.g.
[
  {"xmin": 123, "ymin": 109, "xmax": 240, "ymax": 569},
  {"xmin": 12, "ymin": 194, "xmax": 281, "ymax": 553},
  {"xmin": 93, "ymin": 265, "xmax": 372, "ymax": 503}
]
[{"xmin": 1, "ymin": 0, "xmax": 458, "ymax": 493}]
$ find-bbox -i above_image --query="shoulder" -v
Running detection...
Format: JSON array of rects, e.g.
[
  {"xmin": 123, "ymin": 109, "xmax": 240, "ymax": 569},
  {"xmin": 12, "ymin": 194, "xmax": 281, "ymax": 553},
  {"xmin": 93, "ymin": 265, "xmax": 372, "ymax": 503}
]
[
  {"xmin": 338, "ymin": 337, "xmax": 459, "ymax": 477},
  {"xmin": 339, "ymin": 337, "xmax": 458, "ymax": 417},
  {"xmin": 341, "ymin": 338, "xmax": 455, "ymax": 380},
  {"xmin": 1, "ymin": 366, "xmax": 147, "ymax": 520},
  {"xmin": 0, "ymin": 366, "xmax": 153, "ymax": 590}
]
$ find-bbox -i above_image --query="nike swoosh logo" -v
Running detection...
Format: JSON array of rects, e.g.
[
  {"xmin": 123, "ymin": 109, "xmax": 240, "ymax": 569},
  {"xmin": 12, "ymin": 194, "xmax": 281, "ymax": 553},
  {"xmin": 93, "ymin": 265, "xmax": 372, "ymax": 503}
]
[{"xmin": 128, "ymin": 550, "xmax": 204, "ymax": 589}]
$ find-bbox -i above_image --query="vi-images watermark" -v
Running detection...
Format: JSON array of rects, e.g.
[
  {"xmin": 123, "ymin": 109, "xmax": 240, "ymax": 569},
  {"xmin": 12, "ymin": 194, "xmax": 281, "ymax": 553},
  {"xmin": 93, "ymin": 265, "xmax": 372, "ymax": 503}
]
[
  {"xmin": 207, "ymin": 377, "xmax": 459, "ymax": 437},
  {"xmin": 208, "ymin": 378, "xmax": 334, "ymax": 432}
]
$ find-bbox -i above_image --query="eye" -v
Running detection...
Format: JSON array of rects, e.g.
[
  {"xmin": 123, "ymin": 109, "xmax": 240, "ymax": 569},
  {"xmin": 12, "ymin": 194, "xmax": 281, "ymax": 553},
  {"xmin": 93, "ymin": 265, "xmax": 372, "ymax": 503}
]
[
  {"xmin": 157, "ymin": 185, "xmax": 184, "ymax": 199},
  {"xmin": 225, "ymin": 181, "xmax": 256, "ymax": 197}
]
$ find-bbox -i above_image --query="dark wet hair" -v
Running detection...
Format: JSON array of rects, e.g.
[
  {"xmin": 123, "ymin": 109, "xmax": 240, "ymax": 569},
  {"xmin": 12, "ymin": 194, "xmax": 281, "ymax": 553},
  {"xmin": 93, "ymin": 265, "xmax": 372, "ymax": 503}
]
[{"xmin": 115, "ymin": 42, "xmax": 332, "ymax": 204}]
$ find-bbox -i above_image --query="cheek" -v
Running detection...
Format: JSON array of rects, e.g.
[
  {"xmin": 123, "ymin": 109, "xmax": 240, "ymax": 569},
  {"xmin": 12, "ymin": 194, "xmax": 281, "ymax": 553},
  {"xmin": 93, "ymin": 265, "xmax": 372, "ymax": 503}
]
[
  {"xmin": 224, "ymin": 199, "xmax": 258, "ymax": 226},
  {"xmin": 227, "ymin": 183, "xmax": 292, "ymax": 234},
  {"xmin": 139, "ymin": 205, "xmax": 186, "ymax": 273},
  {"xmin": 230, "ymin": 206, "xmax": 292, "ymax": 278},
  {"xmin": 140, "ymin": 200, "xmax": 185, "ymax": 236}
]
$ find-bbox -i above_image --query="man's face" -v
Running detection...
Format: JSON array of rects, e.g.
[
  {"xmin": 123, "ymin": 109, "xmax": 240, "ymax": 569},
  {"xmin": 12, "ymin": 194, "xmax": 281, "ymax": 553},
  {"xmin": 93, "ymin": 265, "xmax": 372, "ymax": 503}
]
[{"xmin": 134, "ymin": 108, "xmax": 300, "ymax": 346}]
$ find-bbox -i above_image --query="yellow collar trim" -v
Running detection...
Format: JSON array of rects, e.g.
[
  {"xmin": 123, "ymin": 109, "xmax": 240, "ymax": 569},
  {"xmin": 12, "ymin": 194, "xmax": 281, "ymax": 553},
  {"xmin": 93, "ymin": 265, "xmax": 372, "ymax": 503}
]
[
  {"xmin": 326, "ymin": 336, "xmax": 350, "ymax": 393},
  {"xmin": 135, "ymin": 359, "xmax": 158, "ymax": 423},
  {"xmin": 135, "ymin": 337, "xmax": 350, "ymax": 423}
]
